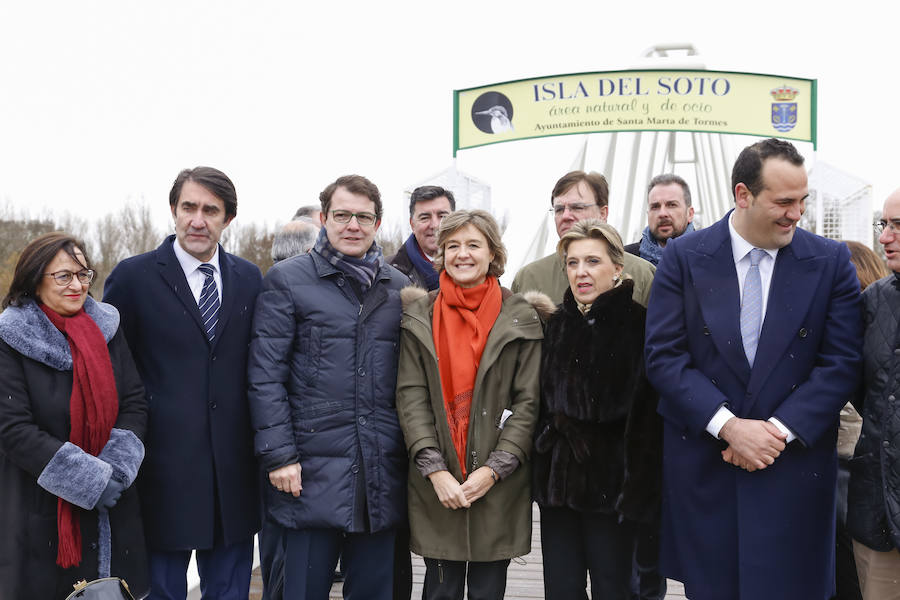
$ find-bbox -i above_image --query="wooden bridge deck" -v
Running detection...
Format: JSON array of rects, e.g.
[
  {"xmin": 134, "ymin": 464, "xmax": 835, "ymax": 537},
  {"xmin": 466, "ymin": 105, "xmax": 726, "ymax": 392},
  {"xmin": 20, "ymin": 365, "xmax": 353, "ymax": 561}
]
[{"xmin": 241, "ymin": 504, "xmax": 687, "ymax": 599}]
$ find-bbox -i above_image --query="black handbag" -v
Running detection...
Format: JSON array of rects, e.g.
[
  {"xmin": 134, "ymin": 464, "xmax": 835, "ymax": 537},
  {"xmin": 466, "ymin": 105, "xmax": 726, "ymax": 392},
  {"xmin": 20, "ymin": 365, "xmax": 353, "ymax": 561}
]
[{"xmin": 65, "ymin": 577, "xmax": 135, "ymax": 600}]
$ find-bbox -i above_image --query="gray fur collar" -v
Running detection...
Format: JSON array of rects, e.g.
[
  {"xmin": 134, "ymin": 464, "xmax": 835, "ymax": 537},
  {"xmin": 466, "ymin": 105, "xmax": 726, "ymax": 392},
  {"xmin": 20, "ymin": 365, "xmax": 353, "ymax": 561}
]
[{"xmin": 0, "ymin": 297, "xmax": 119, "ymax": 371}]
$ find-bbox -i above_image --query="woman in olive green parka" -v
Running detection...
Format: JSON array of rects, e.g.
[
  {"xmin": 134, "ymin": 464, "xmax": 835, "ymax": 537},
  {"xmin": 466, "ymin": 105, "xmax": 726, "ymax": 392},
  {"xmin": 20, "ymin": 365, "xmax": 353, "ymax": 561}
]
[{"xmin": 395, "ymin": 210, "xmax": 552, "ymax": 600}]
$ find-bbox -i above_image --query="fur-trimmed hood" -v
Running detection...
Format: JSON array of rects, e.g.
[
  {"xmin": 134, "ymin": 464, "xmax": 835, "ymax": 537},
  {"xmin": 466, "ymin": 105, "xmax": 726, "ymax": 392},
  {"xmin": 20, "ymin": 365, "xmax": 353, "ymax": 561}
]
[
  {"xmin": 400, "ymin": 284, "xmax": 555, "ymax": 321},
  {"xmin": 0, "ymin": 296, "xmax": 120, "ymax": 371}
]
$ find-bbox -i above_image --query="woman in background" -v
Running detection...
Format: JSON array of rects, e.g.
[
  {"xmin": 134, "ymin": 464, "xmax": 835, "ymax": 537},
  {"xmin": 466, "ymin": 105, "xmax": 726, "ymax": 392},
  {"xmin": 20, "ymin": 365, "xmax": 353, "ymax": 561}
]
[{"xmin": 0, "ymin": 232, "xmax": 148, "ymax": 599}]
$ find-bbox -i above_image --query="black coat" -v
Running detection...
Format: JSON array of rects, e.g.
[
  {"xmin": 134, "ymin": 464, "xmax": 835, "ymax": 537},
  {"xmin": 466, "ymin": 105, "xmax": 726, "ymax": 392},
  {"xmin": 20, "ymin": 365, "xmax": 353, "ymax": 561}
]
[
  {"xmin": 388, "ymin": 239, "xmax": 434, "ymax": 291},
  {"xmin": 103, "ymin": 237, "xmax": 263, "ymax": 550},
  {"xmin": 848, "ymin": 275, "xmax": 900, "ymax": 550},
  {"xmin": 248, "ymin": 251, "xmax": 408, "ymax": 533},
  {"xmin": 533, "ymin": 280, "xmax": 662, "ymax": 523},
  {"xmin": 0, "ymin": 299, "xmax": 149, "ymax": 599}
]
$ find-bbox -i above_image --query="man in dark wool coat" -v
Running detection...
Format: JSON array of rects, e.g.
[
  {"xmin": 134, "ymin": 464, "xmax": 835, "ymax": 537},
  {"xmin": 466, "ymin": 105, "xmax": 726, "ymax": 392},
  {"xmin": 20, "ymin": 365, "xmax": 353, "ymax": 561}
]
[
  {"xmin": 644, "ymin": 138, "xmax": 862, "ymax": 600},
  {"xmin": 104, "ymin": 166, "xmax": 262, "ymax": 599}
]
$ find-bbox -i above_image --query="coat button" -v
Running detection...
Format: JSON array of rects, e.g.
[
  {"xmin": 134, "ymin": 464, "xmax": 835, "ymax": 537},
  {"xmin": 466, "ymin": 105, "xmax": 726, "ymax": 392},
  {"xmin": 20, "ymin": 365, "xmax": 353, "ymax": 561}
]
[
  {"xmin": 212, "ymin": 355, "xmax": 217, "ymax": 361},
  {"xmin": 884, "ymin": 441, "xmax": 891, "ymax": 448},
  {"xmin": 894, "ymin": 349, "xmax": 900, "ymax": 356},
  {"xmin": 798, "ymin": 328, "xmax": 808, "ymax": 338},
  {"xmin": 889, "ymin": 395, "xmax": 896, "ymax": 402},
  {"xmin": 357, "ymin": 368, "xmax": 365, "ymax": 376},
  {"xmin": 337, "ymin": 278, "xmax": 345, "ymax": 287},
  {"xmin": 209, "ymin": 401, "xmax": 217, "ymax": 409},
  {"xmin": 351, "ymin": 464, "xmax": 360, "ymax": 473},
  {"xmin": 90, "ymin": 542, "xmax": 98, "ymax": 550},
  {"xmin": 512, "ymin": 318, "xmax": 518, "ymax": 324},
  {"xmin": 358, "ymin": 416, "xmax": 367, "ymax": 426},
  {"xmin": 703, "ymin": 326, "xmax": 711, "ymax": 336}
]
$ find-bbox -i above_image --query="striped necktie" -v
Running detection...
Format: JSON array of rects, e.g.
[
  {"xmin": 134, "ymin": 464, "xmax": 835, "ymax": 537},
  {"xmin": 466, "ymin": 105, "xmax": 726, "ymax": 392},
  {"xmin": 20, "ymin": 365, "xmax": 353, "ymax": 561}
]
[
  {"xmin": 197, "ymin": 263, "xmax": 220, "ymax": 341},
  {"xmin": 740, "ymin": 248, "xmax": 765, "ymax": 367}
]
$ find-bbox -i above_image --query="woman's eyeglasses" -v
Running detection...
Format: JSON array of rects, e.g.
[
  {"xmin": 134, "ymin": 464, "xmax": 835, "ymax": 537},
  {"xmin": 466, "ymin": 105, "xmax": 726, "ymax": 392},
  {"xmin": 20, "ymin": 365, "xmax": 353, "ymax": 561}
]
[{"xmin": 43, "ymin": 270, "xmax": 95, "ymax": 286}]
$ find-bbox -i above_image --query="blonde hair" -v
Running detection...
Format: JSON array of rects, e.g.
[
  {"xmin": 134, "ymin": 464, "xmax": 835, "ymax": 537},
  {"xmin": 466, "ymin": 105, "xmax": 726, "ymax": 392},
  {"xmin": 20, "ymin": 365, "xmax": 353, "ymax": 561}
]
[
  {"xmin": 556, "ymin": 219, "xmax": 625, "ymax": 268},
  {"xmin": 433, "ymin": 209, "xmax": 507, "ymax": 278}
]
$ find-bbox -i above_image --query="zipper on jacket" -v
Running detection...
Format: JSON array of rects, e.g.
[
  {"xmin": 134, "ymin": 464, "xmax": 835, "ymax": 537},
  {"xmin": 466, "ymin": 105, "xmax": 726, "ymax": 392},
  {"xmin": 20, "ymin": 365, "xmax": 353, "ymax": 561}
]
[
  {"xmin": 438, "ymin": 560, "xmax": 443, "ymax": 583},
  {"xmin": 471, "ymin": 449, "xmax": 478, "ymax": 472}
]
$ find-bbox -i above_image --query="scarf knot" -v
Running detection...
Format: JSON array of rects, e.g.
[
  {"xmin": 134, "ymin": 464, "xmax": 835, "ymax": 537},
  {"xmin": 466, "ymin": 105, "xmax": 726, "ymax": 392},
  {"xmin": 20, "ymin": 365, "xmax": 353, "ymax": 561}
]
[{"xmin": 313, "ymin": 227, "xmax": 385, "ymax": 292}]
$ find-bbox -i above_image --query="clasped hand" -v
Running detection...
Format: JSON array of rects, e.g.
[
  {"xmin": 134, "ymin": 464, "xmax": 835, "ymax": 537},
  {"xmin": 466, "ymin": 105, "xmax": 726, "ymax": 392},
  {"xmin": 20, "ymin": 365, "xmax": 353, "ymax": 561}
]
[
  {"xmin": 428, "ymin": 466, "xmax": 496, "ymax": 510},
  {"xmin": 719, "ymin": 417, "xmax": 787, "ymax": 472}
]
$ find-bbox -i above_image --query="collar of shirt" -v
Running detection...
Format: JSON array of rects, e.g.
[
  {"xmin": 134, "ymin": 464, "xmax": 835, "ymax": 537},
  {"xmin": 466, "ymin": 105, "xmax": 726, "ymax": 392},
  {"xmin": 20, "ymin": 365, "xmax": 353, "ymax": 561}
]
[
  {"xmin": 172, "ymin": 239, "xmax": 223, "ymax": 304},
  {"xmin": 728, "ymin": 212, "xmax": 778, "ymax": 318}
]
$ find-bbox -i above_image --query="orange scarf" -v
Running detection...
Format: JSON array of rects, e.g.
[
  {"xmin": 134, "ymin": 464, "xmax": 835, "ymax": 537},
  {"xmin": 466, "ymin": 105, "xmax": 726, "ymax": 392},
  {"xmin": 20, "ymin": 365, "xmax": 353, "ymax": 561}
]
[{"xmin": 432, "ymin": 272, "xmax": 502, "ymax": 478}]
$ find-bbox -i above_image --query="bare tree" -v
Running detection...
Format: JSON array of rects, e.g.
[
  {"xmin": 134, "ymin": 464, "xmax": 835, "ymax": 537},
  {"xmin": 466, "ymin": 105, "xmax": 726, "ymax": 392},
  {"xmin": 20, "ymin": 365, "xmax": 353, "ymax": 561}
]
[
  {"xmin": 377, "ymin": 220, "xmax": 405, "ymax": 258},
  {"xmin": 121, "ymin": 200, "xmax": 162, "ymax": 256},
  {"xmin": 223, "ymin": 221, "xmax": 277, "ymax": 275}
]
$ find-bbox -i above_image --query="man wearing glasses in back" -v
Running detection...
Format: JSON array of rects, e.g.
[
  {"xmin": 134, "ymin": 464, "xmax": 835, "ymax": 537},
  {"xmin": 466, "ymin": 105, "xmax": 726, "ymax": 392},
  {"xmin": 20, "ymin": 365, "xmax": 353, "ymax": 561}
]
[
  {"xmin": 846, "ymin": 199, "xmax": 900, "ymax": 598},
  {"xmin": 512, "ymin": 170, "xmax": 656, "ymax": 306},
  {"xmin": 248, "ymin": 175, "xmax": 410, "ymax": 600}
]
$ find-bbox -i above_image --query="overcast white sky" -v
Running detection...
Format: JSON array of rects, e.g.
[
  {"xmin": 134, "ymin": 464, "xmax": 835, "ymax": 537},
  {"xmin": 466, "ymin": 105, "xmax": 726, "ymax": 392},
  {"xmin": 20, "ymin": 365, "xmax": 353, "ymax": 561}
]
[{"xmin": 0, "ymin": 1, "xmax": 894, "ymax": 269}]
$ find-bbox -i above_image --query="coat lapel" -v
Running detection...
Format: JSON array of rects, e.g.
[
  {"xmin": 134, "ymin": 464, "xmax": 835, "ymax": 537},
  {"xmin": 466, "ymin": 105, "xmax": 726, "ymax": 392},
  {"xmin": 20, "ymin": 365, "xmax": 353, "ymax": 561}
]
[
  {"xmin": 687, "ymin": 214, "xmax": 751, "ymax": 386},
  {"xmin": 212, "ymin": 250, "xmax": 237, "ymax": 352},
  {"xmin": 747, "ymin": 234, "xmax": 825, "ymax": 397},
  {"xmin": 155, "ymin": 236, "xmax": 212, "ymax": 347},
  {"xmin": 359, "ymin": 267, "xmax": 392, "ymax": 324}
]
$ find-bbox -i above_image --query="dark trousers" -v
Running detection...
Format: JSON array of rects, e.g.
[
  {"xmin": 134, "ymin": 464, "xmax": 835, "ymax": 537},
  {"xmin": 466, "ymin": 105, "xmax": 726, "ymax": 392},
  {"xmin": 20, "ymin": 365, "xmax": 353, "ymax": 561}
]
[
  {"xmin": 835, "ymin": 458, "xmax": 862, "ymax": 600},
  {"xmin": 540, "ymin": 505, "xmax": 636, "ymax": 600},
  {"xmin": 146, "ymin": 538, "xmax": 253, "ymax": 600},
  {"xmin": 393, "ymin": 527, "xmax": 412, "ymax": 600},
  {"xmin": 259, "ymin": 515, "xmax": 285, "ymax": 600},
  {"xmin": 264, "ymin": 521, "xmax": 410, "ymax": 600},
  {"xmin": 630, "ymin": 513, "xmax": 667, "ymax": 600},
  {"xmin": 284, "ymin": 527, "xmax": 395, "ymax": 600},
  {"xmin": 422, "ymin": 558, "xmax": 510, "ymax": 600}
]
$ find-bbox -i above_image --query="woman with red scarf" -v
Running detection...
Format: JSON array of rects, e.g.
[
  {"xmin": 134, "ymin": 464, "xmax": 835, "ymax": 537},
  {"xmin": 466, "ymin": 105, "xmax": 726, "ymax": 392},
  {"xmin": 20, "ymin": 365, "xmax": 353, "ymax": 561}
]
[
  {"xmin": 396, "ymin": 210, "xmax": 550, "ymax": 600},
  {"xmin": 0, "ymin": 233, "xmax": 149, "ymax": 599}
]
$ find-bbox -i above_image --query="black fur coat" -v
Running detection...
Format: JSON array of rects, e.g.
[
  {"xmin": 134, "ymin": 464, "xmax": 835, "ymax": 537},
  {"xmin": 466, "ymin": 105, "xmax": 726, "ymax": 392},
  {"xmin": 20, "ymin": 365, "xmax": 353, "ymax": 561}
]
[{"xmin": 532, "ymin": 279, "xmax": 662, "ymax": 523}]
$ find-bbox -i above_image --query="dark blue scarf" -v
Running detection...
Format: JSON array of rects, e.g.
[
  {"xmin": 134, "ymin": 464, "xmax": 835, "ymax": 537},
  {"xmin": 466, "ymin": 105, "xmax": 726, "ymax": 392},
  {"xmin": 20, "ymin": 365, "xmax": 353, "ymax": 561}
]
[
  {"xmin": 404, "ymin": 234, "xmax": 440, "ymax": 291},
  {"xmin": 313, "ymin": 227, "xmax": 384, "ymax": 292},
  {"xmin": 639, "ymin": 222, "xmax": 695, "ymax": 266}
]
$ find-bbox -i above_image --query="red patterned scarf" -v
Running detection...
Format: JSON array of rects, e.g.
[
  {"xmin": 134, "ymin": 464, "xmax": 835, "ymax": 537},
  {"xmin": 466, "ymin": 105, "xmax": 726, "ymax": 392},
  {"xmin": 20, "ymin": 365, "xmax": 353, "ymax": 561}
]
[
  {"xmin": 432, "ymin": 272, "xmax": 502, "ymax": 478},
  {"xmin": 40, "ymin": 305, "xmax": 119, "ymax": 568}
]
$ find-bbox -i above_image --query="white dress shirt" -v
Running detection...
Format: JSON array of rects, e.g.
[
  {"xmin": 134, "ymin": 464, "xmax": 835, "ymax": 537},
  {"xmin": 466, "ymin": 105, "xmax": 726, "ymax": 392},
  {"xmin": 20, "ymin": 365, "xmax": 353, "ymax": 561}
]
[
  {"xmin": 172, "ymin": 239, "xmax": 223, "ymax": 304},
  {"xmin": 705, "ymin": 214, "xmax": 795, "ymax": 443}
]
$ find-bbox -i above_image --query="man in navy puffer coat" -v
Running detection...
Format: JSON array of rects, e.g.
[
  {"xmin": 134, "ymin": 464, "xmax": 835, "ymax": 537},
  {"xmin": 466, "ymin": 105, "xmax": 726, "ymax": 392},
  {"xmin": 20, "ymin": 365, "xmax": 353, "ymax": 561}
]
[{"xmin": 248, "ymin": 175, "xmax": 409, "ymax": 600}]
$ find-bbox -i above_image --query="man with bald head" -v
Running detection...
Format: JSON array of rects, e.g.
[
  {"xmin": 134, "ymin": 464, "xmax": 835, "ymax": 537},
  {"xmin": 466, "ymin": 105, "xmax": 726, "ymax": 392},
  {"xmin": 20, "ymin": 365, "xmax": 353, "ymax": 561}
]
[
  {"xmin": 847, "ymin": 189, "xmax": 900, "ymax": 599},
  {"xmin": 511, "ymin": 170, "xmax": 656, "ymax": 305}
]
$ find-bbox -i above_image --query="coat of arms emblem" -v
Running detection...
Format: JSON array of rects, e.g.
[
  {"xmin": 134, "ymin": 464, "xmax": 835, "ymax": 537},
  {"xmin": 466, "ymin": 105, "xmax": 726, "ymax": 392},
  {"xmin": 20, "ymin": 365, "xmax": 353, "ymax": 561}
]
[{"xmin": 771, "ymin": 86, "xmax": 799, "ymax": 133}]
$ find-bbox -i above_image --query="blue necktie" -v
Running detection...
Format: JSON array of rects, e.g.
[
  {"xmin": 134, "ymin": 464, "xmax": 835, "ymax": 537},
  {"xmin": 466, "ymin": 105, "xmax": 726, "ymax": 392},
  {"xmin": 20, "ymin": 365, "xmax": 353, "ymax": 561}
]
[
  {"xmin": 740, "ymin": 248, "xmax": 765, "ymax": 367},
  {"xmin": 197, "ymin": 263, "xmax": 220, "ymax": 341}
]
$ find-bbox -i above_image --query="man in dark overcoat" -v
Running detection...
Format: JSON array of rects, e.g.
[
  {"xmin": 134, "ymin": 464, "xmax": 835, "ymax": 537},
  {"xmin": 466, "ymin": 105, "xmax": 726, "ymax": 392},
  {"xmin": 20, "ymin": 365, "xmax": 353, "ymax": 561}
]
[
  {"xmin": 644, "ymin": 138, "xmax": 862, "ymax": 599},
  {"xmin": 104, "ymin": 166, "xmax": 262, "ymax": 599}
]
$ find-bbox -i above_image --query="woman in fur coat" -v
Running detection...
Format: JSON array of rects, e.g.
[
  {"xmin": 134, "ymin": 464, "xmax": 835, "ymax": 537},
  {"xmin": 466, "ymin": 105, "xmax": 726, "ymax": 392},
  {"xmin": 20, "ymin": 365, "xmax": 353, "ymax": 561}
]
[
  {"xmin": 532, "ymin": 220, "xmax": 662, "ymax": 600},
  {"xmin": 0, "ymin": 233, "xmax": 148, "ymax": 599}
]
